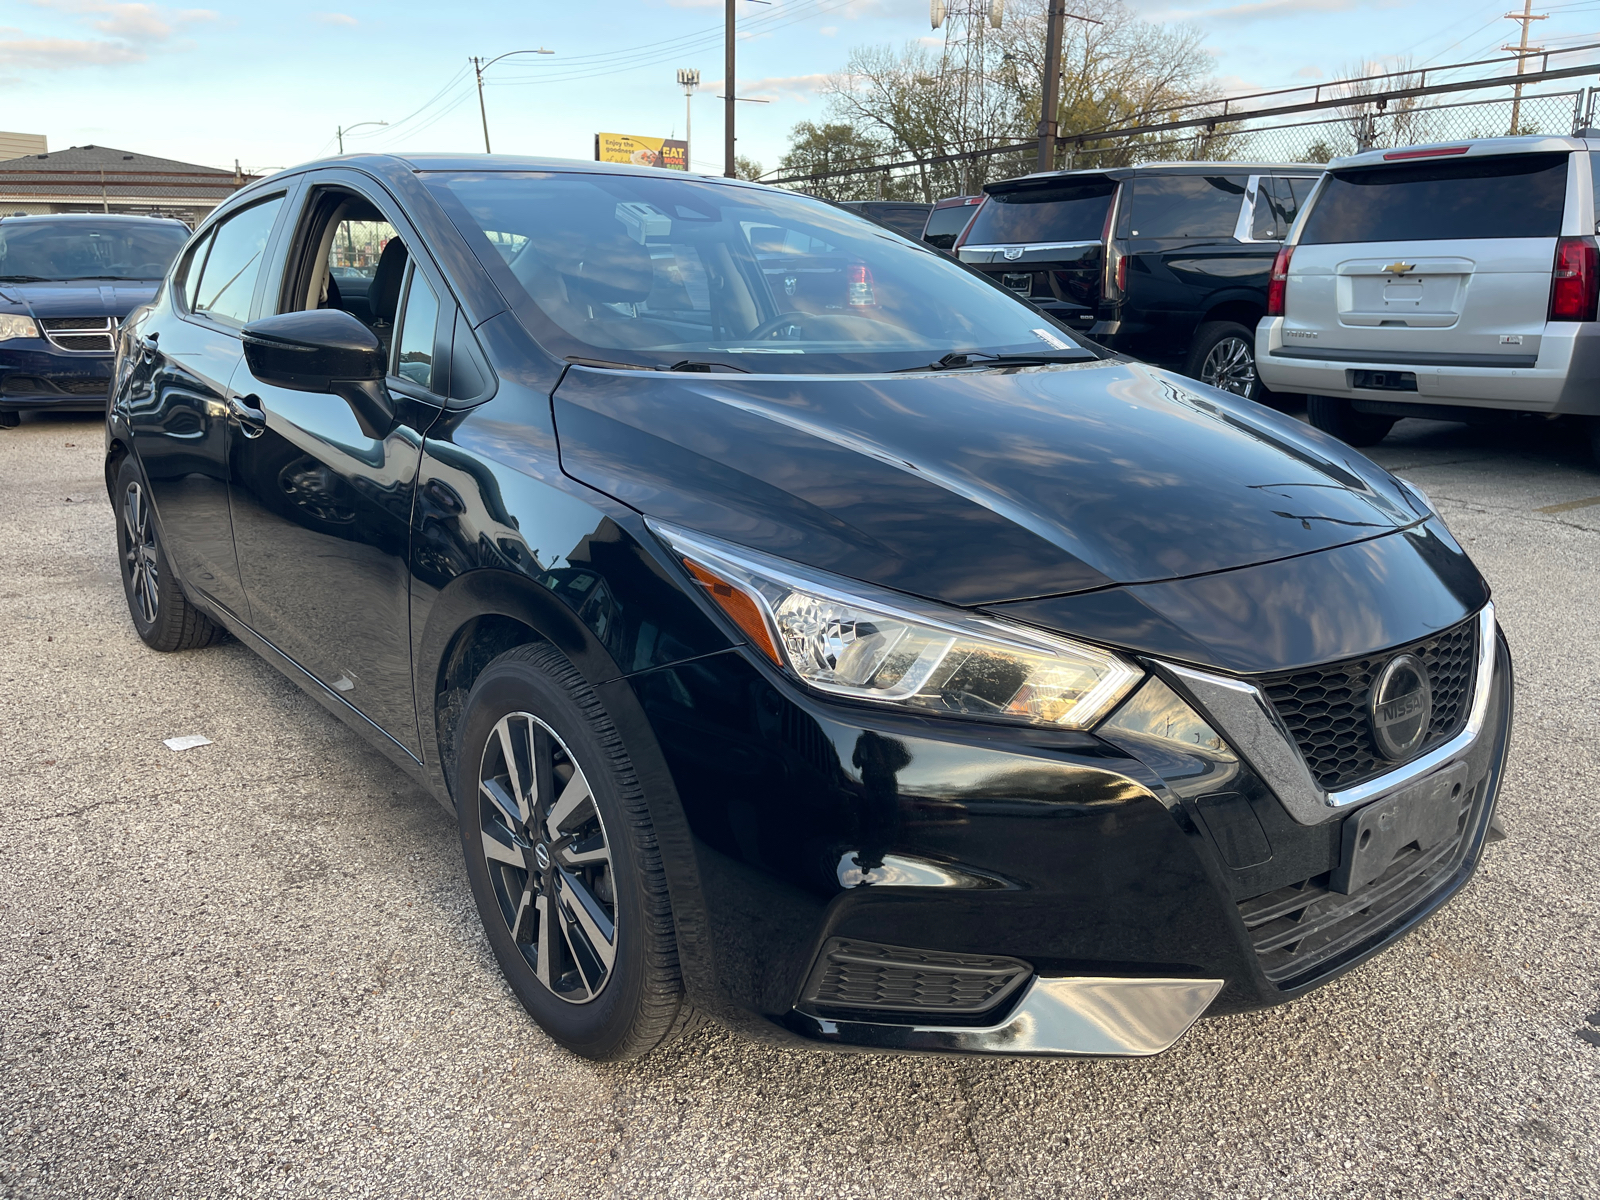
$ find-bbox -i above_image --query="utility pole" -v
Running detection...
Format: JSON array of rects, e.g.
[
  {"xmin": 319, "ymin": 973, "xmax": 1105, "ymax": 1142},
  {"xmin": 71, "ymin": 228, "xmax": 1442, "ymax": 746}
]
[
  {"xmin": 678, "ymin": 69, "xmax": 701, "ymax": 166},
  {"xmin": 1034, "ymin": 3, "xmax": 1101, "ymax": 173},
  {"xmin": 336, "ymin": 121, "xmax": 387, "ymax": 154},
  {"xmin": 724, "ymin": 0, "xmax": 736, "ymax": 177},
  {"xmin": 1503, "ymin": 0, "xmax": 1548, "ymax": 136},
  {"xmin": 473, "ymin": 49, "xmax": 554, "ymax": 154}
]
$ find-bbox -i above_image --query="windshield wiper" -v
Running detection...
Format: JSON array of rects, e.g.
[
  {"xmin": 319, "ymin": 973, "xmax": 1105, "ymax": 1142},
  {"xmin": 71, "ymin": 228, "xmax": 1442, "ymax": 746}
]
[
  {"xmin": 565, "ymin": 355, "xmax": 749, "ymax": 374},
  {"xmin": 70, "ymin": 275, "xmax": 150, "ymax": 281},
  {"xmin": 896, "ymin": 350, "xmax": 1092, "ymax": 373},
  {"xmin": 0, "ymin": 274, "xmax": 49, "ymax": 282}
]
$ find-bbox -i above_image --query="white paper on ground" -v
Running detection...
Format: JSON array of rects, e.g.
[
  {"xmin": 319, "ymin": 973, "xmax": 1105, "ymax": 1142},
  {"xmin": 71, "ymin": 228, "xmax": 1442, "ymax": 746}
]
[{"xmin": 163, "ymin": 735, "xmax": 213, "ymax": 752}]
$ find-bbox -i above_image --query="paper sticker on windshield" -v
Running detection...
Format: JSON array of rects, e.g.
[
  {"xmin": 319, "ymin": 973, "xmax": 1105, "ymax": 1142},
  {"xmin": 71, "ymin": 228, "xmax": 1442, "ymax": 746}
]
[{"xmin": 1032, "ymin": 327, "xmax": 1072, "ymax": 350}]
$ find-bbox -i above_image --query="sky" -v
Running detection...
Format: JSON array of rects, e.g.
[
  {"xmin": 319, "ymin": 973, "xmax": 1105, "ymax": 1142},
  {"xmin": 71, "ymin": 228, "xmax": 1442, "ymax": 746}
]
[{"xmin": 3, "ymin": 0, "xmax": 1599, "ymax": 177}]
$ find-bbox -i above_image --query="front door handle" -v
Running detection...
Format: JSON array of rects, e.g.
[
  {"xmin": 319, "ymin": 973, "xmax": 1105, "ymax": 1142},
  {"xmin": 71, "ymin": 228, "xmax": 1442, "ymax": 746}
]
[{"xmin": 229, "ymin": 394, "xmax": 267, "ymax": 438}]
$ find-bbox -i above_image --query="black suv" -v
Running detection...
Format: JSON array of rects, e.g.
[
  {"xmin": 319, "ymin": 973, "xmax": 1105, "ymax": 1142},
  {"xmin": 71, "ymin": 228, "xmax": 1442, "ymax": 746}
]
[
  {"xmin": 108, "ymin": 154, "xmax": 1509, "ymax": 1063},
  {"xmin": 958, "ymin": 163, "xmax": 1321, "ymax": 399}
]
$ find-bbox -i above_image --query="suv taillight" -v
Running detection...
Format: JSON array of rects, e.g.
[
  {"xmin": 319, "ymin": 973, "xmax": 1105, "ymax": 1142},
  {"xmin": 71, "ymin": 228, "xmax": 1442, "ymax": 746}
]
[
  {"xmin": 1267, "ymin": 245, "xmax": 1295, "ymax": 317},
  {"xmin": 1549, "ymin": 236, "xmax": 1599, "ymax": 322},
  {"xmin": 952, "ymin": 198, "xmax": 984, "ymax": 251},
  {"xmin": 847, "ymin": 264, "xmax": 877, "ymax": 307}
]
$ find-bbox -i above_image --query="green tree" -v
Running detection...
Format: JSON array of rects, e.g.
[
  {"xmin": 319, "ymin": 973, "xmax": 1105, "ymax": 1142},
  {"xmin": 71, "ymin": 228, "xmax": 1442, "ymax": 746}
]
[{"xmin": 772, "ymin": 121, "xmax": 890, "ymax": 201}]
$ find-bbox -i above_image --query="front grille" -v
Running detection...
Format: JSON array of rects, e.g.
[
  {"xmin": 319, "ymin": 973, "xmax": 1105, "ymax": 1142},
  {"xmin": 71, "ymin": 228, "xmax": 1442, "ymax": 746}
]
[
  {"xmin": 0, "ymin": 375, "xmax": 109, "ymax": 398},
  {"xmin": 801, "ymin": 939, "xmax": 1030, "ymax": 1017},
  {"xmin": 39, "ymin": 317, "xmax": 116, "ymax": 354},
  {"xmin": 1239, "ymin": 779, "xmax": 1486, "ymax": 985},
  {"xmin": 1257, "ymin": 617, "xmax": 1477, "ymax": 792}
]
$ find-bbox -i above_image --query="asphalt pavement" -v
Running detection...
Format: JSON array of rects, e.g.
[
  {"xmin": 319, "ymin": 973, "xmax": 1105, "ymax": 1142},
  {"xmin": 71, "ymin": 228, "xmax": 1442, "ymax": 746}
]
[{"xmin": 1, "ymin": 406, "xmax": 1597, "ymax": 1199}]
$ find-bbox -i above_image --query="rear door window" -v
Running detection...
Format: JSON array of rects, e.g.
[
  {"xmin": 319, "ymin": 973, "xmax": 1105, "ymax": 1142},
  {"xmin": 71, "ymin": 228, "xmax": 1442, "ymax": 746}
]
[
  {"xmin": 963, "ymin": 179, "xmax": 1116, "ymax": 245},
  {"xmin": 1300, "ymin": 153, "xmax": 1568, "ymax": 244},
  {"xmin": 1126, "ymin": 175, "xmax": 1248, "ymax": 240},
  {"xmin": 394, "ymin": 266, "xmax": 440, "ymax": 390}
]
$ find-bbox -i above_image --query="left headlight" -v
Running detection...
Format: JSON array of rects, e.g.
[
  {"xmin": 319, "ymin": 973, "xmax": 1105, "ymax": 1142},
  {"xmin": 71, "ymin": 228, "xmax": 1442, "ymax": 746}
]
[
  {"xmin": 654, "ymin": 522, "xmax": 1143, "ymax": 729},
  {"xmin": 0, "ymin": 313, "xmax": 40, "ymax": 341}
]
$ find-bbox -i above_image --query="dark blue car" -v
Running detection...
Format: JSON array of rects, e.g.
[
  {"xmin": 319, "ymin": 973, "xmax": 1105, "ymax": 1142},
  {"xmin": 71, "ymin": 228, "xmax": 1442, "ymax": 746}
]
[{"xmin": 0, "ymin": 213, "xmax": 190, "ymax": 427}]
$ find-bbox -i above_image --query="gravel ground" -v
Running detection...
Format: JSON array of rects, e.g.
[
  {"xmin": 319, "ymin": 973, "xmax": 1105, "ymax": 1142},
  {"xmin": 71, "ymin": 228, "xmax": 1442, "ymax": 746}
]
[{"xmin": 1, "ymin": 407, "xmax": 1597, "ymax": 1199}]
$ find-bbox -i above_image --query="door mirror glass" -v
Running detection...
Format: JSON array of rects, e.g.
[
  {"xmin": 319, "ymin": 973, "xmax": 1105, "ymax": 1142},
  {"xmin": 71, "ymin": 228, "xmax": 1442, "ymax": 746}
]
[
  {"xmin": 242, "ymin": 309, "xmax": 385, "ymax": 392},
  {"xmin": 394, "ymin": 266, "xmax": 440, "ymax": 389},
  {"xmin": 192, "ymin": 196, "xmax": 284, "ymax": 326}
]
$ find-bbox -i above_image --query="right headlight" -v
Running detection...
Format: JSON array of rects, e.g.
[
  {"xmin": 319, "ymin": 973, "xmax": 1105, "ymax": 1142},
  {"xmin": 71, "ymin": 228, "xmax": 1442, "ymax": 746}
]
[
  {"xmin": 0, "ymin": 313, "xmax": 40, "ymax": 341},
  {"xmin": 653, "ymin": 522, "xmax": 1143, "ymax": 729}
]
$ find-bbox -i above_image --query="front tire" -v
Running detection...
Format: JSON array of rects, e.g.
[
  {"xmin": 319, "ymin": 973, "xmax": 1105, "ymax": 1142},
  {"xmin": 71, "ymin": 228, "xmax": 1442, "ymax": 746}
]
[
  {"xmin": 114, "ymin": 457, "xmax": 224, "ymax": 651},
  {"xmin": 1306, "ymin": 394, "xmax": 1398, "ymax": 447},
  {"xmin": 455, "ymin": 642, "xmax": 695, "ymax": 1061},
  {"xmin": 0, "ymin": 410, "xmax": 19, "ymax": 429}
]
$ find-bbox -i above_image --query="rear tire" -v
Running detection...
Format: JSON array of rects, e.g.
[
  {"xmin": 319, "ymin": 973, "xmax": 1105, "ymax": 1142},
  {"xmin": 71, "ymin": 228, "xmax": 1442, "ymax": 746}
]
[
  {"xmin": 1589, "ymin": 417, "xmax": 1600, "ymax": 470},
  {"xmin": 455, "ymin": 641, "xmax": 697, "ymax": 1062},
  {"xmin": 1306, "ymin": 395, "xmax": 1397, "ymax": 447},
  {"xmin": 1185, "ymin": 320, "xmax": 1263, "ymax": 401},
  {"xmin": 0, "ymin": 410, "xmax": 19, "ymax": 429},
  {"xmin": 114, "ymin": 457, "xmax": 225, "ymax": 652}
]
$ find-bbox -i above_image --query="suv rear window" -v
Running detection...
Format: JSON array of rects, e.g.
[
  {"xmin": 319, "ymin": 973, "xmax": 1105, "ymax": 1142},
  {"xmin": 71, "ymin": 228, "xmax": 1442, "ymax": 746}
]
[
  {"xmin": 924, "ymin": 203, "xmax": 976, "ymax": 249},
  {"xmin": 1300, "ymin": 152, "xmax": 1568, "ymax": 244},
  {"xmin": 963, "ymin": 179, "xmax": 1116, "ymax": 245},
  {"xmin": 1124, "ymin": 175, "xmax": 1248, "ymax": 239}
]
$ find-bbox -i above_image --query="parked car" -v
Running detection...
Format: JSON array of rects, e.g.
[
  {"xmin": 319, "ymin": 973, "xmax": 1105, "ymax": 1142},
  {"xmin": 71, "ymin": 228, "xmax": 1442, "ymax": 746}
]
[
  {"xmin": 108, "ymin": 154, "xmax": 1511, "ymax": 1063},
  {"xmin": 0, "ymin": 213, "xmax": 191, "ymax": 427},
  {"xmin": 834, "ymin": 200, "xmax": 933, "ymax": 240},
  {"xmin": 921, "ymin": 194, "xmax": 983, "ymax": 250},
  {"xmin": 1255, "ymin": 135, "xmax": 1600, "ymax": 462},
  {"xmin": 957, "ymin": 162, "xmax": 1322, "ymax": 399}
]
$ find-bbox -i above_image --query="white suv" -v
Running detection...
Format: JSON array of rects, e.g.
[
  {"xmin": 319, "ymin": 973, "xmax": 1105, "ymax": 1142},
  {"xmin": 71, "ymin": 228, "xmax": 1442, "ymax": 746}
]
[{"xmin": 1255, "ymin": 136, "xmax": 1600, "ymax": 463}]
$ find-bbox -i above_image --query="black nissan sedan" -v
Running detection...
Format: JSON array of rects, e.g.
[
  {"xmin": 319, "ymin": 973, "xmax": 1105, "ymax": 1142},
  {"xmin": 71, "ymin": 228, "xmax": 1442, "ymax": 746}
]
[{"xmin": 105, "ymin": 154, "xmax": 1512, "ymax": 1062}]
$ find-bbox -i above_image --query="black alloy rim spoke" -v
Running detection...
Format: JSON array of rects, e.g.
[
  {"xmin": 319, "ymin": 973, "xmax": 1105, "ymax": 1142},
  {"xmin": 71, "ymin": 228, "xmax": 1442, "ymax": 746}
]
[
  {"xmin": 476, "ymin": 710, "xmax": 616, "ymax": 1003},
  {"xmin": 1204, "ymin": 337, "xmax": 1256, "ymax": 397},
  {"xmin": 123, "ymin": 482, "xmax": 159, "ymax": 624}
]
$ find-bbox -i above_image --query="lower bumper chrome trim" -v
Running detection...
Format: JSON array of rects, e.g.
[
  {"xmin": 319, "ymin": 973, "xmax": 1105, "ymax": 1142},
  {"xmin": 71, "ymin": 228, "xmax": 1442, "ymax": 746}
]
[{"xmin": 788, "ymin": 975, "xmax": 1223, "ymax": 1057}]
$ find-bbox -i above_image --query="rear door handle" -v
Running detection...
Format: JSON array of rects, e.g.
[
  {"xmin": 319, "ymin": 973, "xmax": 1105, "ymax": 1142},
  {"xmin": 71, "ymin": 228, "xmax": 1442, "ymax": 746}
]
[{"xmin": 229, "ymin": 394, "xmax": 267, "ymax": 438}]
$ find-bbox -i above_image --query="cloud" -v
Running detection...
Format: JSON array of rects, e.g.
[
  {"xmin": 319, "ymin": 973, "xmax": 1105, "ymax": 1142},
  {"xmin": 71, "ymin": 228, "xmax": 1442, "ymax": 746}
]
[
  {"xmin": 700, "ymin": 73, "xmax": 829, "ymax": 103},
  {"xmin": 0, "ymin": 33, "xmax": 146, "ymax": 67},
  {"xmin": 313, "ymin": 11, "xmax": 357, "ymax": 25},
  {"xmin": 1147, "ymin": 0, "xmax": 1358, "ymax": 21},
  {"xmin": 1294, "ymin": 65, "xmax": 1324, "ymax": 78},
  {"xmin": 820, "ymin": 25, "xmax": 838, "ymax": 35},
  {"xmin": 6, "ymin": 1, "xmax": 213, "ymax": 69}
]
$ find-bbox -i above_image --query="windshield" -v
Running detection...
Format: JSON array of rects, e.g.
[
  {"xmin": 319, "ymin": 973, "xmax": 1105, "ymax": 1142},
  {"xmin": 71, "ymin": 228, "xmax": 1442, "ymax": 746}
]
[
  {"xmin": 430, "ymin": 171, "xmax": 1092, "ymax": 375},
  {"xmin": 962, "ymin": 179, "xmax": 1116, "ymax": 246},
  {"xmin": 1300, "ymin": 153, "xmax": 1568, "ymax": 244},
  {"xmin": 0, "ymin": 219, "xmax": 189, "ymax": 281}
]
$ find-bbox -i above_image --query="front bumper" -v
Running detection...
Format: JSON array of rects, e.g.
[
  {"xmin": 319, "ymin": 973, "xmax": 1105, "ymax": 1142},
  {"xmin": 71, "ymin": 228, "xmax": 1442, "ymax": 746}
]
[
  {"xmin": 0, "ymin": 342, "xmax": 113, "ymax": 411},
  {"xmin": 1255, "ymin": 316, "xmax": 1600, "ymax": 415},
  {"xmin": 627, "ymin": 602, "xmax": 1512, "ymax": 1058}
]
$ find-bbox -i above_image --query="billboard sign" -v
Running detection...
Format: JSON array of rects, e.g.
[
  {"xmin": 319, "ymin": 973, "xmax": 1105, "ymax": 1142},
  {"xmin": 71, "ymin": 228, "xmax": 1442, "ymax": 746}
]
[{"xmin": 594, "ymin": 133, "xmax": 688, "ymax": 171}]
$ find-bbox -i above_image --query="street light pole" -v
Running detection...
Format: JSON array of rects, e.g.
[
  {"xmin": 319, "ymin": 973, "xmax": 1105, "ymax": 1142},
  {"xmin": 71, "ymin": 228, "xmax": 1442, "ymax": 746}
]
[
  {"xmin": 725, "ymin": 0, "xmax": 736, "ymax": 177},
  {"xmin": 336, "ymin": 120, "xmax": 388, "ymax": 154},
  {"xmin": 473, "ymin": 48, "xmax": 555, "ymax": 154}
]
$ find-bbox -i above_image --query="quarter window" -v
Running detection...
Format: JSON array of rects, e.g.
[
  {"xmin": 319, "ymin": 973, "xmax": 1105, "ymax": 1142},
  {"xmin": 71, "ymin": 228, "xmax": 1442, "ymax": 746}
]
[
  {"xmin": 192, "ymin": 197, "xmax": 284, "ymax": 325},
  {"xmin": 175, "ymin": 229, "xmax": 214, "ymax": 312},
  {"xmin": 395, "ymin": 266, "xmax": 440, "ymax": 390}
]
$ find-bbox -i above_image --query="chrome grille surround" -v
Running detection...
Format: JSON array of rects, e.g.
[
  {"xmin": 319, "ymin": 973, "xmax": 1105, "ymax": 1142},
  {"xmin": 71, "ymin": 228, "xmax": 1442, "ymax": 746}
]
[
  {"xmin": 1158, "ymin": 604, "xmax": 1497, "ymax": 826},
  {"xmin": 40, "ymin": 316, "xmax": 117, "ymax": 354}
]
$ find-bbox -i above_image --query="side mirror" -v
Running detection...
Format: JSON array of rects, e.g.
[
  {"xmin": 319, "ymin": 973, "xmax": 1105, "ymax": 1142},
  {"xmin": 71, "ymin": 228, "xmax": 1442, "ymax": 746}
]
[{"xmin": 241, "ymin": 309, "xmax": 393, "ymax": 436}]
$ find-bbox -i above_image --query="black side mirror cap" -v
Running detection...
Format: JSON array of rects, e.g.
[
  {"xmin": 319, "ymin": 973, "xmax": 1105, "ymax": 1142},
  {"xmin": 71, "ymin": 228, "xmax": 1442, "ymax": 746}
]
[{"xmin": 242, "ymin": 309, "xmax": 394, "ymax": 437}]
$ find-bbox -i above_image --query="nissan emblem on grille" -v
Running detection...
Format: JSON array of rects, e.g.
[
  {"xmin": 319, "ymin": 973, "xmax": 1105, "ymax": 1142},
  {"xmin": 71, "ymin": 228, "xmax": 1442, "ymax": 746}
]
[{"xmin": 1369, "ymin": 653, "xmax": 1432, "ymax": 761}]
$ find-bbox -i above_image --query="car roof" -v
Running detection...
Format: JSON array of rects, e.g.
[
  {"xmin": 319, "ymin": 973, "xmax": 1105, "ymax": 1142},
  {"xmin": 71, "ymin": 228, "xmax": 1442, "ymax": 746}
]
[
  {"xmin": 0, "ymin": 211, "xmax": 188, "ymax": 224},
  {"xmin": 987, "ymin": 161, "xmax": 1321, "ymax": 192},
  {"xmin": 328, "ymin": 151, "xmax": 757, "ymax": 187},
  {"xmin": 1328, "ymin": 134, "xmax": 1588, "ymax": 170}
]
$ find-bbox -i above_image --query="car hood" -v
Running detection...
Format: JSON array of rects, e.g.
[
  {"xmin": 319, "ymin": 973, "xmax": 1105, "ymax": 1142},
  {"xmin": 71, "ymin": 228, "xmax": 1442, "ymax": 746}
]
[
  {"xmin": 0, "ymin": 278, "xmax": 160, "ymax": 319},
  {"xmin": 551, "ymin": 359, "xmax": 1427, "ymax": 607}
]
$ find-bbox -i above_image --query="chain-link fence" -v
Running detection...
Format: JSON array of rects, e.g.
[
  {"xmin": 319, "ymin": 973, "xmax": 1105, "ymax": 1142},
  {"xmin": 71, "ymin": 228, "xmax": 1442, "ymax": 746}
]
[{"xmin": 768, "ymin": 66, "xmax": 1600, "ymax": 199}]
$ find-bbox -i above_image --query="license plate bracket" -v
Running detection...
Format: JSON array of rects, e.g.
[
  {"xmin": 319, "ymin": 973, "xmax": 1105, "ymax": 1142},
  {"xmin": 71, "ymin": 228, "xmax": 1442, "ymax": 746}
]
[{"xmin": 1332, "ymin": 761, "xmax": 1473, "ymax": 895}]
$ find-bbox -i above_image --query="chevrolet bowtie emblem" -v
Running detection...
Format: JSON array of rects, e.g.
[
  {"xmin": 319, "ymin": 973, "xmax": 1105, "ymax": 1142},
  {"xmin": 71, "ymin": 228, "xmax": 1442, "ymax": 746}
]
[{"xmin": 1384, "ymin": 262, "xmax": 1415, "ymax": 275}]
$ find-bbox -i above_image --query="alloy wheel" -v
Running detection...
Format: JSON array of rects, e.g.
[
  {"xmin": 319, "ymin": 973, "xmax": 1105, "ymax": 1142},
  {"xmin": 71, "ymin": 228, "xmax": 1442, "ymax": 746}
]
[
  {"xmin": 1200, "ymin": 335, "xmax": 1257, "ymax": 397},
  {"xmin": 476, "ymin": 712, "xmax": 618, "ymax": 1003},
  {"xmin": 122, "ymin": 481, "xmax": 160, "ymax": 626}
]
